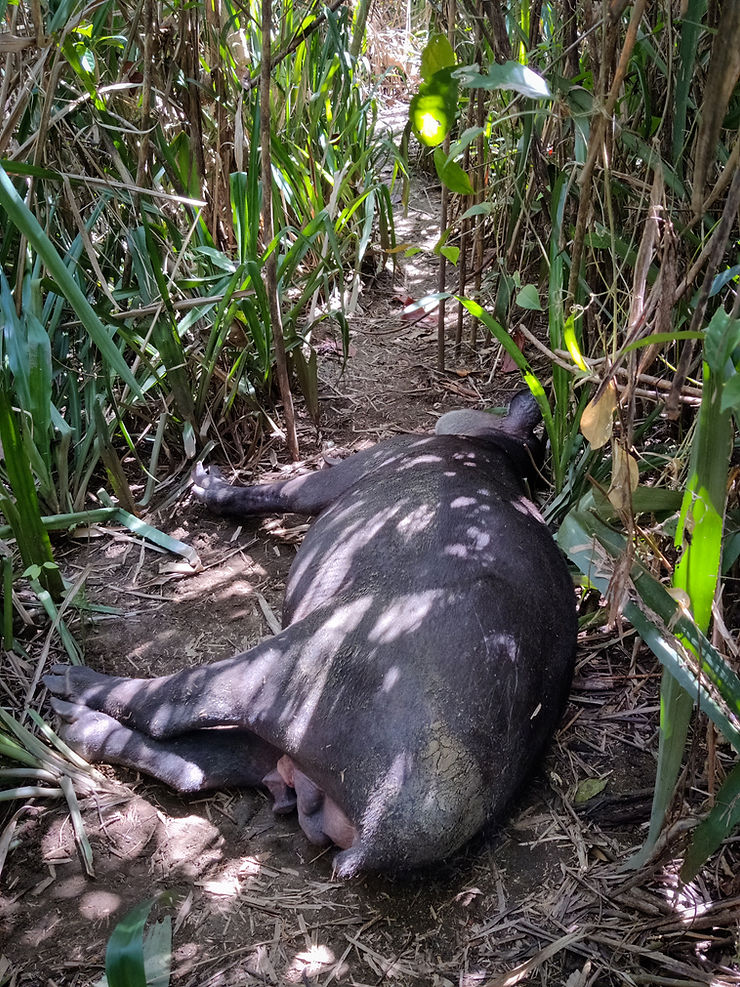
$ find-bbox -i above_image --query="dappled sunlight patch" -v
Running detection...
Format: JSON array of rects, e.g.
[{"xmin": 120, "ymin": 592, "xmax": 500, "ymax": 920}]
[
  {"xmin": 369, "ymin": 590, "xmax": 443, "ymax": 644},
  {"xmin": 396, "ymin": 501, "xmax": 436, "ymax": 539},
  {"xmin": 510, "ymin": 495, "xmax": 542, "ymax": 520},
  {"xmin": 285, "ymin": 943, "xmax": 341, "ymax": 982},
  {"xmin": 78, "ymin": 889, "xmax": 122, "ymax": 920},
  {"xmin": 197, "ymin": 854, "xmax": 264, "ymax": 899},
  {"xmin": 382, "ymin": 666, "xmax": 401, "ymax": 692},
  {"xmin": 660, "ymin": 863, "xmax": 714, "ymax": 922},
  {"xmin": 157, "ymin": 813, "xmax": 223, "ymax": 878}
]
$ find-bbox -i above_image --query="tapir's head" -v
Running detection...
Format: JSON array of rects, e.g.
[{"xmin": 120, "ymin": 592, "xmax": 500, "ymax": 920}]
[{"xmin": 434, "ymin": 390, "xmax": 544, "ymax": 482}]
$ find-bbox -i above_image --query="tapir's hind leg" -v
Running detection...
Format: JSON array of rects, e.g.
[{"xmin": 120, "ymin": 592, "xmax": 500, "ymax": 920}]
[
  {"xmin": 50, "ymin": 698, "xmax": 293, "ymax": 806},
  {"xmin": 44, "ymin": 606, "xmax": 336, "ymax": 754}
]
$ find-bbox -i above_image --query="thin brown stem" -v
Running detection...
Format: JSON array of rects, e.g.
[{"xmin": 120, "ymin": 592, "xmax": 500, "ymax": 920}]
[{"xmin": 260, "ymin": 0, "xmax": 299, "ymax": 460}]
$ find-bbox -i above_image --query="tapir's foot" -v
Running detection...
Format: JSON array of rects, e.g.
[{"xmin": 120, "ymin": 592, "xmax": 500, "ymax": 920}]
[
  {"xmin": 50, "ymin": 697, "xmax": 129, "ymax": 763},
  {"xmin": 43, "ymin": 664, "xmax": 171, "ymax": 738},
  {"xmin": 191, "ymin": 463, "xmax": 233, "ymax": 513},
  {"xmin": 49, "ymin": 697, "xmax": 213, "ymax": 792},
  {"xmin": 44, "ymin": 664, "xmax": 121, "ymax": 709}
]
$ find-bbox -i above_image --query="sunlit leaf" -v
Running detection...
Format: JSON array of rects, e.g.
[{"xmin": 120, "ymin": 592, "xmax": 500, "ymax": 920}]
[
  {"xmin": 455, "ymin": 61, "xmax": 551, "ymax": 99},
  {"xmin": 410, "ymin": 68, "xmax": 459, "ymax": 147},
  {"xmin": 420, "ymin": 34, "xmax": 455, "ymax": 80}
]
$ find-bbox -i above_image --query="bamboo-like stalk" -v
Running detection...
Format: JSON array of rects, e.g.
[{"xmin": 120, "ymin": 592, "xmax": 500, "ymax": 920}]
[
  {"xmin": 454, "ymin": 76, "xmax": 478, "ymax": 357},
  {"xmin": 566, "ymin": 0, "xmax": 647, "ymax": 308},
  {"xmin": 436, "ymin": 0, "xmax": 456, "ymax": 371},
  {"xmin": 471, "ymin": 85, "xmax": 485, "ymax": 349},
  {"xmin": 665, "ymin": 165, "xmax": 740, "ymax": 419},
  {"xmin": 260, "ymin": 0, "xmax": 299, "ymax": 460}
]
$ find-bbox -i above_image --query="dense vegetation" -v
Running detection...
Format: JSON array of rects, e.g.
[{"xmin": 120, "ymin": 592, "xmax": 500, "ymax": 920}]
[{"xmin": 1, "ymin": 0, "xmax": 739, "ymax": 912}]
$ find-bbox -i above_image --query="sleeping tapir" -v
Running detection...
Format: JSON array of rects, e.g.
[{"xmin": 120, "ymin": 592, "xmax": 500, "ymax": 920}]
[{"xmin": 45, "ymin": 391, "xmax": 577, "ymax": 877}]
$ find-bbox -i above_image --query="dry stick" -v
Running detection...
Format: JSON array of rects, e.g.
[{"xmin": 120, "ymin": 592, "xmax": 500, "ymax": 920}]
[
  {"xmin": 619, "ymin": 166, "xmax": 664, "ymax": 409},
  {"xmin": 664, "ymin": 164, "xmax": 740, "ymax": 419},
  {"xmin": 260, "ymin": 0, "xmax": 299, "ymax": 461},
  {"xmin": 0, "ymin": 4, "xmax": 19, "ymax": 130},
  {"xmin": 134, "ymin": 0, "xmax": 153, "ymax": 197},
  {"xmin": 207, "ymin": 0, "xmax": 223, "ymax": 246},
  {"xmin": 458, "ymin": 0, "xmax": 498, "ymax": 59},
  {"xmin": 566, "ymin": 0, "xmax": 647, "ymax": 308},
  {"xmin": 672, "ymin": 128, "xmax": 740, "ymax": 303}
]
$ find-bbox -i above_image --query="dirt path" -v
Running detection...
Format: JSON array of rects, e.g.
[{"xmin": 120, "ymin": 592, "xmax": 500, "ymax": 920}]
[{"xmin": 2, "ymin": 122, "xmax": 740, "ymax": 986}]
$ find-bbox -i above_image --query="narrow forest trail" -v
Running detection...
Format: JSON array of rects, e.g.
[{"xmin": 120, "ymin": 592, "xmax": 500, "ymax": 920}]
[{"xmin": 2, "ymin": 104, "xmax": 738, "ymax": 987}]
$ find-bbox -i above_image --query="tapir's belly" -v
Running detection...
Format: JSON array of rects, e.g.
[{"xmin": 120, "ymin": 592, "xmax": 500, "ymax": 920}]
[{"xmin": 258, "ymin": 460, "xmax": 574, "ymax": 861}]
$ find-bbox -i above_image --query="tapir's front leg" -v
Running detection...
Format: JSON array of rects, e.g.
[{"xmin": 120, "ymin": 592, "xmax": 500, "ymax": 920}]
[{"xmin": 191, "ymin": 434, "xmax": 415, "ymax": 518}]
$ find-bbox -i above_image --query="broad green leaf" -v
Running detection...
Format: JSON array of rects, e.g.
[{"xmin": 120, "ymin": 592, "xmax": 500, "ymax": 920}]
[
  {"xmin": 433, "ymin": 147, "xmax": 474, "ymax": 195},
  {"xmin": 704, "ymin": 308, "xmax": 740, "ymax": 375},
  {"xmin": 420, "ymin": 34, "xmax": 455, "ymax": 80},
  {"xmin": 721, "ymin": 373, "xmax": 740, "ymax": 413},
  {"xmin": 440, "ymin": 246, "xmax": 460, "ymax": 265},
  {"xmin": 515, "ymin": 284, "xmax": 542, "ymax": 311},
  {"xmin": 709, "ymin": 264, "xmax": 740, "ymax": 297},
  {"xmin": 455, "ymin": 61, "xmax": 551, "ymax": 100},
  {"xmin": 104, "ymin": 899, "xmax": 155, "ymax": 987},
  {"xmin": 460, "ymin": 203, "xmax": 494, "ymax": 220}
]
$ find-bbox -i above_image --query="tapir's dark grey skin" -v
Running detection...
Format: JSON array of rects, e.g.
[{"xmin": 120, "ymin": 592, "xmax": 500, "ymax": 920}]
[{"xmin": 45, "ymin": 391, "xmax": 577, "ymax": 878}]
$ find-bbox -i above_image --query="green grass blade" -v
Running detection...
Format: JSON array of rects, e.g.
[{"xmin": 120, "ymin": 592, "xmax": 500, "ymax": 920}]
[
  {"xmin": 0, "ymin": 165, "xmax": 142, "ymax": 398},
  {"xmin": 105, "ymin": 899, "xmax": 157, "ymax": 987},
  {"xmin": 0, "ymin": 387, "xmax": 63, "ymax": 599},
  {"xmin": 681, "ymin": 761, "xmax": 740, "ymax": 881}
]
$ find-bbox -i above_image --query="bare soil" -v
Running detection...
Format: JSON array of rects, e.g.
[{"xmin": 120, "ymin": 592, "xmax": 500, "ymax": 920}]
[{"xmin": 2, "ymin": 142, "xmax": 740, "ymax": 987}]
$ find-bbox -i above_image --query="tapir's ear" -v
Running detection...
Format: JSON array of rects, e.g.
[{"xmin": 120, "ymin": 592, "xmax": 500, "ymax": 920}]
[
  {"xmin": 435, "ymin": 389, "xmax": 541, "ymax": 444},
  {"xmin": 501, "ymin": 389, "xmax": 542, "ymax": 441}
]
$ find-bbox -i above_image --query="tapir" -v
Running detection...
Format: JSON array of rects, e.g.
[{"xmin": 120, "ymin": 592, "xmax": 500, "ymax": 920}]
[{"xmin": 45, "ymin": 391, "xmax": 577, "ymax": 877}]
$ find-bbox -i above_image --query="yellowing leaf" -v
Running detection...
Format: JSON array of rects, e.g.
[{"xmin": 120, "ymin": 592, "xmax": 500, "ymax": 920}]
[
  {"xmin": 608, "ymin": 442, "xmax": 639, "ymax": 512},
  {"xmin": 580, "ymin": 382, "xmax": 617, "ymax": 449}
]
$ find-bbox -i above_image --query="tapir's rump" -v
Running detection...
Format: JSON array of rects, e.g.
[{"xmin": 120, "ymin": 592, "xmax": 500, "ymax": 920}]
[{"xmin": 45, "ymin": 391, "xmax": 577, "ymax": 877}]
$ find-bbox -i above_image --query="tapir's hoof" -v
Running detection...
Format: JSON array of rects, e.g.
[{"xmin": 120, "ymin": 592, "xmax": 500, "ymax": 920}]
[
  {"xmin": 43, "ymin": 663, "xmax": 107, "ymax": 702},
  {"xmin": 191, "ymin": 463, "xmax": 233, "ymax": 511},
  {"xmin": 48, "ymin": 697, "xmax": 117, "ymax": 761}
]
